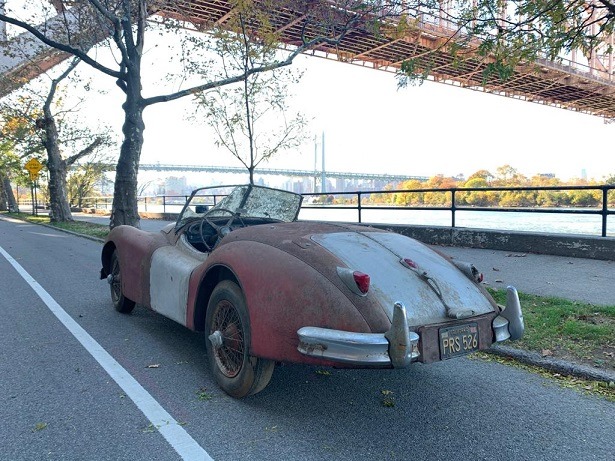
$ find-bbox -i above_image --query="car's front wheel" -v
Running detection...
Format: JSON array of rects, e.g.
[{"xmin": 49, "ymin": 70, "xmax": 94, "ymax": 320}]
[
  {"xmin": 205, "ymin": 280, "xmax": 274, "ymax": 398},
  {"xmin": 109, "ymin": 250, "xmax": 136, "ymax": 314}
]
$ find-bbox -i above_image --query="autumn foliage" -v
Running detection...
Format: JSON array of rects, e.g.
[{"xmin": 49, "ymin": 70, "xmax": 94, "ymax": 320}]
[{"xmin": 364, "ymin": 165, "xmax": 613, "ymax": 208}]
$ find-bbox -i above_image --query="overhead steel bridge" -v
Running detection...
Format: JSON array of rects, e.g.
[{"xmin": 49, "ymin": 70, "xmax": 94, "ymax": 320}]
[
  {"xmin": 1, "ymin": 1, "xmax": 614, "ymax": 118},
  {"xmin": 139, "ymin": 163, "xmax": 428, "ymax": 183}
]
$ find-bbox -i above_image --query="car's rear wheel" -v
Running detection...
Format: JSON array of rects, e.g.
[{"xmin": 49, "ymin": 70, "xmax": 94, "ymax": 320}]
[
  {"xmin": 205, "ymin": 280, "xmax": 274, "ymax": 398},
  {"xmin": 109, "ymin": 250, "xmax": 136, "ymax": 314}
]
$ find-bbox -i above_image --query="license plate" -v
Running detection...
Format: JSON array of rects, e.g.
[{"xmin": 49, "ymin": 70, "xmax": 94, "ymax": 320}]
[{"xmin": 439, "ymin": 323, "xmax": 479, "ymax": 360}]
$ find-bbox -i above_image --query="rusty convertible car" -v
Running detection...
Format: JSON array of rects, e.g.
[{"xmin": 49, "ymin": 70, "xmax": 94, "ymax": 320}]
[{"xmin": 100, "ymin": 184, "xmax": 524, "ymax": 398}]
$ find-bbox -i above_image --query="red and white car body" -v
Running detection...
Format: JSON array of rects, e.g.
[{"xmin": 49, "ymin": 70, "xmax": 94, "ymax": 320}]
[{"xmin": 101, "ymin": 185, "xmax": 524, "ymax": 397}]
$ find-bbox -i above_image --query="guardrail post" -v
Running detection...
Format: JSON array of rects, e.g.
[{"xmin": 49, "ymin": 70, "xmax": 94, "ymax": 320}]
[
  {"xmin": 602, "ymin": 186, "xmax": 608, "ymax": 237},
  {"xmin": 451, "ymin": 189, "xmax": 456, "ymax": 228},
  {"xmin": 144, "ymin": 197, "xmax": 147, "ymax": 212},
  {"xmin": 357, "ymin": 192, "xmax": 362, "ymax": 223},
  {"xmin": 163, "ymin": 196, "xmax": 166, "ymax": 213}
]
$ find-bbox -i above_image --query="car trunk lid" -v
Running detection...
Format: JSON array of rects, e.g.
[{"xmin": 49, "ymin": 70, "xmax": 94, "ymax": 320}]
[{"xmin": 311, "ymin": 231, "xmax": 495, "ymax": 327}]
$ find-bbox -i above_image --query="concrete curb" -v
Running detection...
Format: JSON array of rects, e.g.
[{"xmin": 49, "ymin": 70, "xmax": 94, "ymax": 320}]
[
  {"xmin": 0, "ymin": 215, "xmax": 106, "ymax": 244},
  {"xmin": 488, "ymin": 344, "xmax": 615, "ymax": 383},
  {"xmin": 40, "ymin": 222, "xmax": 106, "ymax": 244}
]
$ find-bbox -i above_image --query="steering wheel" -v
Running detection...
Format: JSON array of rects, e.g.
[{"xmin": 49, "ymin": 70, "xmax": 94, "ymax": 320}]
[{"xmin": 199, "ymin": 208, "xmax": 243, "ymax": 251}]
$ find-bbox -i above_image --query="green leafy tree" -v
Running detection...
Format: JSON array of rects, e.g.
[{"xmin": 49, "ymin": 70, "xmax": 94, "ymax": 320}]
[
  {"xmin": 1, "ymin": 58, "xmax": 112, "ymax": 221},
  {"xmin": 0, "ymin": 112, "xmax": 35, "ymax": 211},
  {"xmin": 398, "ymin": 1, "xmax": 615, "ymax": 83},
  {"xmin": 459, "ymin": 177, "xmax": 498, "ymax": 207},
  {"xmin": 467, "ymin": 1, "xmax": 615, "ymax": 72},
  {"xmin": 1, "ymin": 0, "xmax": 405, "ymax": 227},
  {"xmin": 67, "ymin": 151, "xmax": 115, "ymax": 208},
  {"xmin": 0, "ymin": 138, "xmax": 21, "ymax": 211},
  {"xmin": 467, "ymin": 169, "xmax": 494, "ymax": 184},
  {"xmin": 395, "ymin": 179, "xmax": 424, "ymax": 206},
  {"xmin": 605, "ymin": 174, "xmax": 615, "ymax": 206}
]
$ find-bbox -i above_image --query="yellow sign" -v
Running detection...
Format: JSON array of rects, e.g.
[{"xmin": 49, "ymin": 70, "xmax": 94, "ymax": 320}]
[
  {"xmin": 28, "ymin": 171, "xmax": 39, "ymax": 181},
  {"xmin": 25, "ymin": 158, "xmax": 43, "ymax": 174}
]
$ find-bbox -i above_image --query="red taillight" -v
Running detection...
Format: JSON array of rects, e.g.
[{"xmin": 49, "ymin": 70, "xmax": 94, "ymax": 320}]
[
  {"xmin": 403, "ymin": 258, "xmax": 418, "ymax": 269},
  {"xmin": 353, "ymin": 271, "xmax": 370, "ymax": 294}
]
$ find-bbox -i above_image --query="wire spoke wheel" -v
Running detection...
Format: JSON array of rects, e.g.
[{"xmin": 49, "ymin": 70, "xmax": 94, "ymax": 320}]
[
  {"xmin": 211, "ymin": 300, "xmax": 245, "ymax": 378},
  {"xmin": 205, "ymin": 280, "xmax": 275, "ymax": 398},
  {"xmin": 110, "ymin": 257, "xmax": 122, "ymax": 304},
  {"xmin": 109, "ymin": 250, "xmax": 135, "ymax": 314}
]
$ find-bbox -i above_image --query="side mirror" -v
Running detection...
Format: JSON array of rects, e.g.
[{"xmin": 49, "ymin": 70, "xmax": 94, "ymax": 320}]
[{"xmin": 195, "ymin": 205, "xmax": 209, "ymax": 214}]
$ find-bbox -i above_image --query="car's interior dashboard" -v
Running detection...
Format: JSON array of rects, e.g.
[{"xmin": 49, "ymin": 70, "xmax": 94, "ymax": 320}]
[{"xmin": 182, "ymin": 217, "xmax": 279, "ymax": 252}]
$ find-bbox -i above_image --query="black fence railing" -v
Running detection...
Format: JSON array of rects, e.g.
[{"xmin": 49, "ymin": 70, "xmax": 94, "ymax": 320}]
[
  {"xmin": 79, "ymin": 184, "xmax": 615, "ymax": 237},
  {"xmin": 301, "ymin": 184, "xmax": 615, "ymax": 237}
]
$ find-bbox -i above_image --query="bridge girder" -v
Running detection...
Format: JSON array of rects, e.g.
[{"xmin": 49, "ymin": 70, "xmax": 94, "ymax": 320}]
[
  {"xmin": 1, "ymin": 1, "xmax": 614, "ymax": 117},
  {"xmin": 138, "ymin": 163, "xmax": 428, "ymax": 183}
]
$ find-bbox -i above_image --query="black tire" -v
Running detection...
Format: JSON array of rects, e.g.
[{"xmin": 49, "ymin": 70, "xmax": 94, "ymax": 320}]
[
  {"xmin": 109, "ymin": 250, "xmax": 136, "ymax": 314},
  {"xmin": 205, "ymin": 280, "xmax": 274, "ymax": 398}
]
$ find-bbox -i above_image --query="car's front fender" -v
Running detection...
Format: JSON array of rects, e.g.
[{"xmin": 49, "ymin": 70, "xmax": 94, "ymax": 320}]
[{"xmin": 102, "ymin": 226, "xmax": 168, "ymax": 306}]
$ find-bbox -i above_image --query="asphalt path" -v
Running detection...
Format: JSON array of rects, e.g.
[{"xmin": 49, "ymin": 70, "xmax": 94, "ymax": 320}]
[{"xmin": 1, "ymin": 215, "xmax": 613, "ymax": 460}]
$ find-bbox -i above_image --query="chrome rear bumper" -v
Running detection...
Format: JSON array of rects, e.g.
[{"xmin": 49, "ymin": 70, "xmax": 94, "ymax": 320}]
[
  {"xmin": 297, "ymin": 287, "xmax": 524, "ymax": 367},
  {"xmin": 297, "ymin": 302, "xmax": 420, "ymax": 368}
]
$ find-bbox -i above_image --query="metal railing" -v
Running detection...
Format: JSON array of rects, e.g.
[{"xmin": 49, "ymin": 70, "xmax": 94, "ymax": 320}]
[
  {"xmin": 301, "ymin": 184, "xmax": 615, "ymax": 237},
  {"xmin": 79, "ymin": 184, "xmax": 615, "ymax": 237}
]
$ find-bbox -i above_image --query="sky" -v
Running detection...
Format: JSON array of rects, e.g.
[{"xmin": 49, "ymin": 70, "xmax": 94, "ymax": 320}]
[
  {"xmin": 4, "ymin": 1, "xmax": 615, "ymax": 183},
  {"xmin": 149, "ymin": 56, "xmax": 614, "ymax": 182},
  {"xmin": 79, "ymin": 47, "xmax": 614, "ymax": 184}
]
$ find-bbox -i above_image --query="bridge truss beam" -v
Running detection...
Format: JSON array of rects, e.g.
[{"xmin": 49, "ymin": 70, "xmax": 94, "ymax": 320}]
[{"xmin": 138, "ymin": 164, "xmax": 428, "ymax": 184}]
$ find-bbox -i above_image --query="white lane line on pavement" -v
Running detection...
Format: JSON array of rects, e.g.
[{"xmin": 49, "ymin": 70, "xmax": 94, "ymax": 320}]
[{"xmin": 0, "ymin": 245, "xmax": 212, "ymax": 461}]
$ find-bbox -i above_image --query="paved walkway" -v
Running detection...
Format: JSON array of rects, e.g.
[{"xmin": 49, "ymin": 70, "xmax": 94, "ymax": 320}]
[{"xmin": 72, "ymin": 213, "xmax": 615, "ymax": 306}]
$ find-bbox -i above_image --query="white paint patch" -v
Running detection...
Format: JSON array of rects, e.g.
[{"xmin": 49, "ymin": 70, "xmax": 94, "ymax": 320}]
[
  {"xmin": 150, "ymin": 245, "xmax": 201, "ymax": 325},
  {"xmin": 0, "ymin": 245, "xmax": 212, "ymax": 461}
]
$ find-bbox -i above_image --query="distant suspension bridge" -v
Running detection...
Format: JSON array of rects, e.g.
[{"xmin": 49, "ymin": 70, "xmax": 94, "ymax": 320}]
[{"xmin": 138, "ymin": 163, "xmax": 428, "ymax": 186}]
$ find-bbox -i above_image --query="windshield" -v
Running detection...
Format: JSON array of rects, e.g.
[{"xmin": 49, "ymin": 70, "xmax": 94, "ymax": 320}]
[{"xmin": 176, "ymin": 185, "xmax": 303, "ymax": 230}]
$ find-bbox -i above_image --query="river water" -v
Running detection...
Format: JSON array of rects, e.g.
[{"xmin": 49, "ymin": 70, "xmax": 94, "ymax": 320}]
[{"xmin": 298, "ymin": 207, "xmax": 615, "ymax": 237}]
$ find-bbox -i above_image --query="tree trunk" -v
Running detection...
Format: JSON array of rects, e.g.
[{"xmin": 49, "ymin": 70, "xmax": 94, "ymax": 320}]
[
  {"xmin": 0, "ymin": 176, "xmax": 6, "ymax": 211},
  {"xmin": 110, "ymin": 73, "xmax": 144, "ymax": 229},
  {"xmin": 0, "ymin": 174, "xmax": 18, "ymax": 211},
  {"xmin": 42, "ymin": 110, "xmax": 74, "ymax": 222}
]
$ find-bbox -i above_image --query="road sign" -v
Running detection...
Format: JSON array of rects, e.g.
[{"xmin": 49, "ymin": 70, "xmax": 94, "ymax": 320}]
[
  {"xmin": 25, "ymin": 158, "xmax": 43, "ymax": 183},
  {"xmin": 25, "ymin": 158, "xmax": 43, "ymax": 175}
]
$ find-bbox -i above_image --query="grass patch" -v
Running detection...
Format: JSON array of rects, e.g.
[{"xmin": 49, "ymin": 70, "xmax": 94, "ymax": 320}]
[
  {"xmin": 488, "ymin": 288, "xmax": 615, "ymax": 369},
  {"xmin": 3, "ymin": 212, "xmax": 109, "ymax": 239}
]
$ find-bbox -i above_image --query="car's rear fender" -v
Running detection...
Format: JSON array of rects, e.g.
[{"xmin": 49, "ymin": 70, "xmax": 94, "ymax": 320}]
[{"xmin": 190, "ymin": 240, "xmax": 381, "ymax": 364}]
